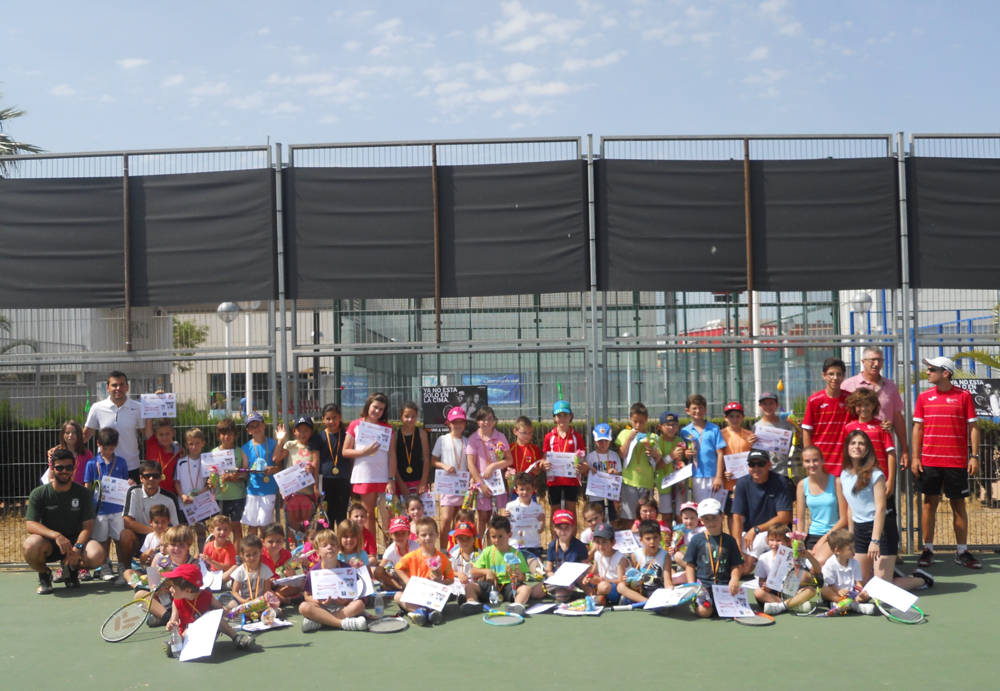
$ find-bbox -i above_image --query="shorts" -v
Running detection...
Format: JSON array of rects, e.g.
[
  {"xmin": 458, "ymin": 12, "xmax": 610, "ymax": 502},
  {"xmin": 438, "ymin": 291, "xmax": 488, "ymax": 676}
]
[
  {"xmin": 218, "ymin": 497, "xmax": 246, "ymax": 522},
  {"xmin": 92, "ymin": 513, "xmax": 124, "ymax": 542},
  {"xmin": 546, "ymin": 485, "xmax": 578, "ymax": 508},
  {"xmin": 723, "ymin": 492, "xmax": 734, "ymax": 515},
  {"xmin": 746, "ymin": 531, "xmax": 769, "ymax": 558},
  {"xmin": 284, "ymin": 493, "xmax": 315, "ymax": 515},
  {"xmin": 853, "ymin": 517, "xmax": 899, "ymax": 556},
  {"xmin": 805, "ymin": 534, "xmax": 823, "ymax": 550},
  {"xmin": 439, "ymin": 493, "xmax": 464, "ymax": 508},
  {"xmin": 477, "ymin": 492, "xmax": 508, "ymax": 512},
  {"xmin": 919, "ymin": 466, "xmax": 970, "ymax": 500},
  {"xmin": 692, "ymin": 477, "xmax": 728, "ymax": 504},
  {"xmin": 619, "ymin": 484, "xmax": 653, "ymax": 520},
  {"xmin": 40, "ymin": 537, "xmax": 63, "ymax": 563},
  {"xmin": 656, "ymin": 485, "xmax": 683, "ymax": 515},
  {"xmin": 241, "ymin": 494, "xmax": 277, "ymax": 527},
  {"xmin": 352, "ymin": 482, "xmax": 385, "ymax": 495},
  {"xmin": 603, "ymin": 587, "xmax": 621, "ymax": 605},
  {"xmin": 402, "ymin": 481, "xmax": 420, "ymax": 494},
  {"xmin": 521, "ymin": 546, "xmax": 545, "ymax": 560}
]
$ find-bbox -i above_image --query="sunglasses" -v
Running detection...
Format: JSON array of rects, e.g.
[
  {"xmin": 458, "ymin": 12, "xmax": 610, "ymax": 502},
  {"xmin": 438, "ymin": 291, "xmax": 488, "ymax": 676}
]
[
  {"xmin": 52, "ymin": 464, "xmax": 74, "ymax": 472},
  {"xmin": 926, "ymin": 367, "xmax": 944, "ymax": 373},
  {"xmin": 141, "ymin": 473, "xmax": 162, "ymax": 479},
  {"xmin": 747, "ymin": 460, "xmax": 769, "ymax": 468}
]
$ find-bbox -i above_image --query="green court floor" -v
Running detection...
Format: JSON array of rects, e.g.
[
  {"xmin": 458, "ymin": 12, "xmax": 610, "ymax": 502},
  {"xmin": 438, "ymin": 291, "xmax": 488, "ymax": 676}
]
[{"xmin": 1, "ymin": 554, "xmax": 995, "ymax": 690}]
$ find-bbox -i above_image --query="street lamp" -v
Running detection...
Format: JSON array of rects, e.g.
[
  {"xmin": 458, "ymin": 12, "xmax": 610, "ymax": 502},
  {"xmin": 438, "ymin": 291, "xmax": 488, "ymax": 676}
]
[
  {"xmin": 849, "ymin": 292, "xmax": 873, "ymax": 373},
  {"xmin": 621, "ymin": 331, "xmax": 632, "ymax": 406},
  {"xmin": 237, "ymin": 301, "xmax": 261, "ymax": 417},
  {"xmin": 217, "ymin": 302, "xmax": 240, "ymax": 416}
]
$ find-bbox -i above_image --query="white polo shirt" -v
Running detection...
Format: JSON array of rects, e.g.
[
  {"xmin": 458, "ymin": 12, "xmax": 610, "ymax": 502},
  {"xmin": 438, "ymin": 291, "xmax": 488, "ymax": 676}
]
[{"xmin": 85, "ymin": 397, "xmax": 144, "ymax": 470}]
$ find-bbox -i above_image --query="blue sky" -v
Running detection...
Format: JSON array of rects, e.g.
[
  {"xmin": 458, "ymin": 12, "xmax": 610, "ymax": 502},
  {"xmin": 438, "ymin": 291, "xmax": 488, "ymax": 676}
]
[{"xmin": 2, "ymin": 1, "xmax": 996, "ymax": 154}]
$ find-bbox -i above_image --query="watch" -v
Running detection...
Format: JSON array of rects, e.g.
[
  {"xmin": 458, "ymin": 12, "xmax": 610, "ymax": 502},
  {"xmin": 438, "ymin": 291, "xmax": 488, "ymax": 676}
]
[
  {"xmin": 74, "ymin": 542, "xmax": 85, "ymax": 550},
  {"xmin": 870, "ymin": 538, "xmax": 880, "ymax": 544},
  {"xmin": 969, "ymin": 455, "xmax": 980, "ymax": 460}
]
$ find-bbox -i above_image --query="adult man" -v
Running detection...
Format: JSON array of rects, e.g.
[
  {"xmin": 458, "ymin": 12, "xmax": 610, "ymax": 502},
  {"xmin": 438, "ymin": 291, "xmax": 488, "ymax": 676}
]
[
  {"xmin": 119, "ymin": 460, "xmax": 182, "ymax": 584},
  {"xmin": 23, "ymin": 449, "xmax": 106, "ymax": 594},
  {"xmin": 842, "ymin": 346, "xmax": 910, "ymax": 468},
  {"xmin": 801, "ymin": 357, "xmax": 851, "ymax": 475},
  {"xmin": 912, "ymin": 356, "xmax": 981, "ymax": 569},
  {"xmin": 84, "ymin": 370, "xmax": 150, "ymax": 482},
  {"xmin": 731, "ymin": 448, "xmax": 794, "ymax": 573}
]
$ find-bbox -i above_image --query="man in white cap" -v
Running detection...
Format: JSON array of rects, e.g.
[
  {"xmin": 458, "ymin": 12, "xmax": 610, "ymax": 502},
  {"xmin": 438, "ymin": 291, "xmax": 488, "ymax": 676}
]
[{"xmin": 912, "ymin": 356, "xmax": 981, "ymax": 569}]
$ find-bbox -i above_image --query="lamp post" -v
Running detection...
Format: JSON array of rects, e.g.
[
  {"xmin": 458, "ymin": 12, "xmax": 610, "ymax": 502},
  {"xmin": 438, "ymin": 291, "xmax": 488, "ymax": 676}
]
[
  {"xmin": 217, "ymin": 302, "xmax": 240, "ymax": 416},
  {"xmin": 621, "ymin": 331, "xmax": 632, "ymax": 407},
  {"xmin": 237, "ymin": 301, "xmax": 261, "ymax": 417},
  {"xmin": 850, "ymin": 292, "xmax": 873, "ymax": 373}
]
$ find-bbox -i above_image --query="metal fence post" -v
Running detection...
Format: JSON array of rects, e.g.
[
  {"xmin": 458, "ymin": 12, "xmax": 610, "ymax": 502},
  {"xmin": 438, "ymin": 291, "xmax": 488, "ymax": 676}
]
[{"xmin": 897, "ymin": 131, "xmax": 916, "ymax": 553}]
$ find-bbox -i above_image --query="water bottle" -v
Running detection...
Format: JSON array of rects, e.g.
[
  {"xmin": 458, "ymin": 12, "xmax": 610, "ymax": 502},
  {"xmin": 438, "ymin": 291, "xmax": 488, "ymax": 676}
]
[
  {"xmin": 169, "ymin": 630, "xmax": 183, "ymax": 657},
  {"xmin": 488, "ymin": 586, "xmax": 500, "ymax": 610},
  {"xmin": 374, "ymin": 591, "xmax": 385, "ymax": 617}
]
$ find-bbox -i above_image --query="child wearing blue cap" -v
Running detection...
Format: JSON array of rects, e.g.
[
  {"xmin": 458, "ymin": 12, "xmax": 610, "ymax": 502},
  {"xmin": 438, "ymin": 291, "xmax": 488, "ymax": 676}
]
[
  {"xmin": 581, "ymin": 423, "xmax": 622, "ymax": 521},
  {"xmin": 541, "ymin": 400, "xmax": 585, "ymax": 525}
]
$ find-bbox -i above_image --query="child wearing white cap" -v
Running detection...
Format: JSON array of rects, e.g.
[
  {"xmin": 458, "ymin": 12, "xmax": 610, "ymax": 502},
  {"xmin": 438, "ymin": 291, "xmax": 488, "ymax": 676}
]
[{"xmin": 581, "ymin": 423, "xmax": 622, "ymax": 521}]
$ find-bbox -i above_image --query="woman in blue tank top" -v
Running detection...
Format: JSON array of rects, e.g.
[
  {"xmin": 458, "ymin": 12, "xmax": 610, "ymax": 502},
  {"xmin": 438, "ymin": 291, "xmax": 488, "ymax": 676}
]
[{"xmin": 795, "ymin": 445, "xmax": 847, "ymax": 564}]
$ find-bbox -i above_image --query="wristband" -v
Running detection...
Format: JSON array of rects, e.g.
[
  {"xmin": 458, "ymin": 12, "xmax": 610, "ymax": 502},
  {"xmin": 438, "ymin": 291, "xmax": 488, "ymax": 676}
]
[
  {"xmin": 74, "ymin": 542, "xmax": 85, "ymax": 551},
  {"xmin": 870, "ymin": 538, "xmax": 880, "ymax": 545},
  {"xmin": 969, "ymin": 455, "xmax": 980, "ymax": 460}
]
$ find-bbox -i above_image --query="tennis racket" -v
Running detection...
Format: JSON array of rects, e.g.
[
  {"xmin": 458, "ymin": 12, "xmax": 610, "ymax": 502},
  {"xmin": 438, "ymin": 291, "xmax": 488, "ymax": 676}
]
[
  {"xmin": 610, "ymin": 601, "xmax": 646, "ymax": 611},
  {"xmin": 99, "ymin": 585, "xmax": 164, "ymax": 642},
  {"xmin": 368, "ymin": 616, "xmax": 410, "ymax": 633},
  {"xmin": 874, "ymin": 599, "xmax": 926, "ymax": 624},
  {"xmin": 734, "ymin": 612, "xmax": 775, "ymax": 626},
  {"xmin": 483, "ymin": 610, "xmax": 525, "ymax": 626}
]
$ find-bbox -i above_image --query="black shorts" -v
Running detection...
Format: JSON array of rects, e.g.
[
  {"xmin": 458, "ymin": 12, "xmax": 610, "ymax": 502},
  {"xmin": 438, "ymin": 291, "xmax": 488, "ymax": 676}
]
[
  {"xmin": 919, "ymin": 466, "xmax": 970, "ymax": 500},
  {"xmin": 41, "ymin": 538, "xmax": 63, "ymax": 563},
  {"xmin": 547, "ymin": 485, "xmax": 579, "ymax": 506},
  {"xmin": 853, "ymin": 517, "xmax": 899, "ymax": 556},
  {"xmin": 218, "ymin": 497, "xmax": 247, "ymax": 522},
  {"xmin": 805, "ymin": 534, "xmax": 823, "ymax": 550}
]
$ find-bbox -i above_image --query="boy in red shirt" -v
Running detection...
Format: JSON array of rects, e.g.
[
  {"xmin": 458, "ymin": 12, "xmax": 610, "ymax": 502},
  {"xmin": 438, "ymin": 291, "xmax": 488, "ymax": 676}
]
[
  {"xmin": 541, "ymin": 400, "xmax": 586, "ymax": 525},
  {"xmin": 802, "ymin": 358, "xmax": 852, "ymax": 475},
  {"xmin": 163, "ymin": 563, "xmax": 254, "ymax": 655},
  {"xmin": 145, "ymin": 419, "xmax": 182, "ymax": 495}
]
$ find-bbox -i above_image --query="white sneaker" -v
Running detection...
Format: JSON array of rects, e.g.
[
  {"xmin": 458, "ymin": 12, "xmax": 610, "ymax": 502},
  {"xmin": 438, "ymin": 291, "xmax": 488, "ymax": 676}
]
[
  {"xmin": 507, "ymin": 603, "xmax": 526, "ymax": 616},
  {"xmin": 852, "ymin": 602, "xmax": 877, "ymax": 616},
  {"xmin": 341, "ymin": 616, "xmax": 368, "ymax": 631},
  {"xmin": 301, "ymin": 618, "xmax": 322, "ymax": 633},
  {"xmin": 763, "ymin": 601, "xmax": 787, "ymax": 615}
]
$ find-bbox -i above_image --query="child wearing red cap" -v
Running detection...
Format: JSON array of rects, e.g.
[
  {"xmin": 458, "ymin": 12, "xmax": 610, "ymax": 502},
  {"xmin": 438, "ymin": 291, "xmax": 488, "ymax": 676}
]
[
  {"xmin": 544, "ymin": 509, "xmax": 589, "ymax": 601},
  {"xmin": 163, "ymin": 562, "xmax": 254, "ymax": 655},
  {"xmin": 448, "ymin": 520, "xmax": 480, "ymax": 591},
  {"xmin": 376, "ymin": 516, "xmax": 418, "ymax": 590}
]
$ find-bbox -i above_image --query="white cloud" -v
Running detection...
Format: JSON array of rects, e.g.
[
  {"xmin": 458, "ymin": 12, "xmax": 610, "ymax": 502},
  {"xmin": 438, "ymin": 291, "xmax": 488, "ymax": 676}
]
[
  {"xmin": 272, "ymin": 101, "xmax": 302, "ymax": 114},
  {"xmin": 319, "ymin": 114, "xmax": 339, "ymax": 125},
  {"xmin": 357, "ymin": 65, "xmax": 411, "ymax": 78},
  {"xmin": 691, "ymin": 32, "xmax": 719, "ymax": 44},
  {"xmin": 116, "ymin": 57, "xmax": 149, "ymax": 70},
  {"xmin": 778, "ymin": 21, "xmax": 802, "ymax": 36},
  {"xmin": 483, "ymin": 1, "xmax": 583, "ymax": 52},
  {"xmin": 424, "ymin": 65, "xmax": 449, "ymax": 82},
  {"xmin": 99, "ymin": 94, "xmax": 114, "ymax": 103},
  {"xmin": 562, "ymin": 49, "xmax": 625, "ymax": 71},
  {"xmin": 435, "ymin": 81, "xmax": 468, "ymax": 96},
  {"xmin": 344, "ymin": 40, "xmax": 361, "ymax": 51},
  {"xmin": 476, "ymin": 85, "xmax": 517, "ymax": 103},
  {"xmin": 524, "ymin": 81, "xmax": 574, "ymax": 96},
  {"xmin": 257, "ymin": 26, "xmax": 270, "ymax": 36},
  {"xmin": 161, "ymin": 74, "xmax": 185, "ymax": 87},
  {"xmin": 504, "ymin": 35, "xmax": 547, "ymax": 52},
  {"xmin": 685, "ymin": 6, "xmax": 715, "ymax": 21},
  {"xmin": 759, "ymin": 0, "xmax": 788, "ymax": 14},
  {"xmin": 266, "ymin": 72, "xmax": 334, "ymax": 86},
  {"xmin": 505, "ymin": 62, "xmax": 537, "ymax": 82},
  {"xmin": 511, "ymin": 102, "xmax": 554, "ymax": 118},
  {"xmin": 227, "ymin": 92, "xmax": 266, "ymax": 110},
  {"xmin": 308, "ymin": 78, "xmax": 361, "ymax": 102},
  {"xmin": 747, "ymin": 46, "xmax": 769, "ymax": 61},
  {"xmin": 742, "ymin": 68, "xmax": 787, "ymax": 85},
  {"xmin": 191, "ymin": 82, "xmax": 229, "ymax": 96},
  {"xmin": 50, "ymin": 84, "xmax": 75, "ymax": 96},
  {"xmin": 642, "ymin": 22, "xmax": 684, "ymax": 46}
]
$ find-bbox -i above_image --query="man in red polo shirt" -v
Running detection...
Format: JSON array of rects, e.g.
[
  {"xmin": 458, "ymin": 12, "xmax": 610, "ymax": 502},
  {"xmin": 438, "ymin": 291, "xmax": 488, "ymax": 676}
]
[
  {"xmin": 912, "ymin": 356, "xmax": 981, "ymax": 569},
  {"xmin": 802, "ymin": 357, "xmax": 851, "ymax": 475}
]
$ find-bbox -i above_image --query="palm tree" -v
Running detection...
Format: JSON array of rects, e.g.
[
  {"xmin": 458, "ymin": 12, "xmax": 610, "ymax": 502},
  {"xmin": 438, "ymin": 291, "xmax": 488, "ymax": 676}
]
[{"xmin": 1, "ymin": 97, "xmax": 43, "ymax": 176}]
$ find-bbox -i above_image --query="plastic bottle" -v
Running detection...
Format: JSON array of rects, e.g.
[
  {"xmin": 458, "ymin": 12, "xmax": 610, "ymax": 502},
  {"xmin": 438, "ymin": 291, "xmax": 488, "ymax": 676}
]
[
  {"xmin": 169, "ymin": 630, "xmax": 183, "ymax": 657},
  {"xmin": 488, "ymin": 586, "xmax": 500, "ymax": 610},
  {"xmin": 374, "ymin": 591, "xmax": 385, "ymax": 617}
]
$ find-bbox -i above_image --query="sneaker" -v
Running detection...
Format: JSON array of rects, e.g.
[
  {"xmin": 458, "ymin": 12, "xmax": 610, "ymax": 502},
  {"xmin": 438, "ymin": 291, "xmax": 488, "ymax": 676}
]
[
  {"xmin": 460, "ymin": 600, "xmax": 482, "ymax": 616},
  {"xmin": 146, "ymin": 611, "xmax": 168, "ymax": 628},
  {"xmin": 79, "ymin": 568, "xmax": 94, "ymax": 582},
  {"xmin": 507, "ymin": 603, "xmax": 526, "ymax": 616},
  {"xmin": 763, "ymin": 601, "xmax": 787, "ymax": 615},
  {"xmin": 234, "ymin": 632, "xmax": 256, "ymax": 650},
  {"xmin": 912, "ymin": 568, "xmax": 935, "ymax": 588},
  {"xmin": 65, "ymin": 566, "xmax": 81, "ymax": 589},
  {"xmin": 112, "ymin": 574, "xmax": 128, "ymax": 587},
  {"xmin": 102, "ymin": 562, "xmax": 117, "ymax": 582},
  {"xmin": 428, "ymin": 610, "xmax": 443, "ymax": 625},
  {"xmin": 917, "ymin": 549, "xmax": 934, "ymax": 567},
  {"xmin": 52, "ymin": 567, "xmax": 67, "ymax": 584},
  {"xmin": 36, "ymin": 570, "xmax": 54, "ymax": 595},
  {"xmin": 301, "ymin": 618, "xmax": 323, "ymax": 633},
  {"xmin": 407, "ymin": 609, "xmax": 427, "ymax": 626},
  {"xmin": 855, "ymin": 602, "xmax": 877, "ymax": 616},
  {"xmin": 340, "ymin": 616, "xmax": 368, "ymax": 631},
  {"xmin": 955, "ymin": 550, "xmax": 982, "ymax": 570}
]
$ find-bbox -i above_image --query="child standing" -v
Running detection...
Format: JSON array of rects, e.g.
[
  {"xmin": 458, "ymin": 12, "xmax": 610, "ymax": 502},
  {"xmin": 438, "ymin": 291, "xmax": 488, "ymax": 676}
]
[
  {"xmin": 681, "ymin": 394, "xmax": 728, "ymax": 504},
  {"xmin": 394, "ymin": 517, "xmax": 455, "ymax": 625},
  {"xmin": 391, "ymin": 401, "xmax": 431, "ymax": 496},
  {"xmin": 211, "ymin": 417, "xmax": 248, "ymax": 544},
  {"xmin": 802, "ymin": 357, "xmax": 851, "ymax": 475},
  {"xmin": 317, "ymin": 404, "xmax": 352, "ymax": 524},
  {"xmin": 466, "ymin": 516, "xmax": 545, "ymax": 615},
  {"xmin": 683, "ymin": 498, "xmax": 743, "ymax": 618},
  {"xmin": 542, "ymin": 400, "xmax": 586, "ymax": 525},
  {"xmin": 652, "ymin": 412, "xmax": 686, "ymax": 524},
  {"xmin": 720, "ymin": 401, "xmax": 757, "ymax": 533},
  {"xmin": 163, "ymin": 563, "xmax": 254, "ymax": 655},
  {"xmin": 432, "ymin": 406, "xmax": 470, "ymax": 549},
  {"xmin": 342, "ymin": 392, "xmax": 396, "ymax": 540},
  {"xmin": 509, "ymin": 416, "xmax": 543, "ymax": 476},
  {"xmin": 618, "ymin": 519, "xmax": 672, "ymax": 604},
  {"xmin": 465, "ymin": 406, "xmax": 513, "ymax": 536},
  {"xmin": 298, "ymin": 529, "xmax": 369, "ymax": 632},
  {"xmin": 84, "ymin": 427, "xmax": 129, "ymax": 584},
  {"xmin": 844, "ymin": 389, "xmax": 896, "ymax": 496},
  {"xmin": 616, "ymin": 403, "xmax": 661, "ymax": 520},
  {"xmin": 145, "ymin": 419, "xmax": 182, "ymax": 496},
  {"xmin": 274, "ymin": 416, "xmax": 321, "ymax": 532},
  {"xmin": 754, "ymin": 392, "xmax": 798, "ymax": 476},
  {"xmin": 581, "ymin": 423, "xmax": 622, "ymax": 521},
  {"xmin": 175, "ymin": 428, "xmax": 207, "ymax": 506},
  {"xmin": 230, "ymin": 534, "xmax": 273, "ymax": 605},
  {"xmin": 503, "ymin": 472, "xmax": 545, "ymax": 558},
  {"xmin": 241, "ymin": 412, "xmax": 280, "ymax": 537}
]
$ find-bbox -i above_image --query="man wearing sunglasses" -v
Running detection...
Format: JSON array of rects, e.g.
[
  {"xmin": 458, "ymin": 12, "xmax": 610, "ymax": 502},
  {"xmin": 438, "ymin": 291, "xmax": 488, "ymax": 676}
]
[
  {"xmin": 912, "ymin": 356, "xmax": 981, "ymax": 570},
  {"xmin": 731, "ymin": 448, "xmax": 794, "ymax": 574},
  {"xmin": 119, "ymin": 460, "xmax": 182, "ymax": 582},
  {"xmin": 24, "ymin": 449, "xmax": 106, "ymax": 594}
]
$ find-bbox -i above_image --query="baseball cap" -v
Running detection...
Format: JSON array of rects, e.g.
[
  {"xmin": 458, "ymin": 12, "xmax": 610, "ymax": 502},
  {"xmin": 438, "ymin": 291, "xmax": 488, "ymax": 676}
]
[
  {"xmin": 388, "ymin": 516, "xmax": 411, "ymax": 534},
  {"xmin": 747, "ymin": 449, "xmax": 771, "ymax": 466},
  {"xmin": 446, "ymin": 406, "xmax": 467, "ymax": 422},
  {"xmin": 245, "ymin": 412, "xmax": 264, "ymax": 426},
  {"xmin": 723, "ymin": 401, "xmax": 743, "ymax": 414},
  {"xmin": 592, "ymin": 423, "xmax": 612, "ymax": 441},
  {"xmin": 922, "ymin": 356, "xmax": 956, "ymax": 374},
  {"xmin": 552, "ymin": 400, "xmax": 572, "ymax": 415},
  {"xmin": 294, "ymin": 416, "xmax": 314, "ymax": 429},
  {"xmin": 161, "ymin": 563, "xmax": 202, "ymax": 589},
  {"xmin": 659, "ymin": 411, "xmax": 679, "ymax": 424},
  {"xmin": 758, "ymin": 391, "xmax": 778, "ymax": 403},
  {"xmin": 696, "ymin": 498, "xmax": 723, "ymax": 517},
  {"xmin": 592, "ymin": 522, "xmax": 614, "ymax": 540},
  {"xmin": 553, "ymin": 509, "xmax": 576, "ymax": 525},
  {"xmin": 453, "ymin": 521, "xmax": 476, "ymax": 538},
  {"xmin": 678, "ymin": 501, "xmax": 699, "ymax": 515}
]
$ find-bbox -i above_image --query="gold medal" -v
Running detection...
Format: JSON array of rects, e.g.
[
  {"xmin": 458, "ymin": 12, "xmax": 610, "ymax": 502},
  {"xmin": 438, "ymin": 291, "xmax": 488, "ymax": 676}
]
[
  {"xmin": 406, "ymin": 465, "xmax": 413, "ymax": 474},
  {"xmin": 332, "ymin": 467, "xmax": 340, "ymax": 475},
  {"xmin": 263, "ymin": 476, "xmax": 271, "ymax": 483}
]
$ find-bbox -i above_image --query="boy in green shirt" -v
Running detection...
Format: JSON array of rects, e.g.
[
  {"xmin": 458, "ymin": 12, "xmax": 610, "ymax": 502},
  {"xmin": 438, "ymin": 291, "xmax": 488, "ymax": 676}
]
[
  {"xmin": 616, "ymin": 402, "xmax": 663, "ymax": 520},
  {"xmin": 466, "ymin": 516, "xmax": 544, "ymax": 615},
  {"xmin": 652, "ymin": 411, "xmax": 686, "ymax": 525}
]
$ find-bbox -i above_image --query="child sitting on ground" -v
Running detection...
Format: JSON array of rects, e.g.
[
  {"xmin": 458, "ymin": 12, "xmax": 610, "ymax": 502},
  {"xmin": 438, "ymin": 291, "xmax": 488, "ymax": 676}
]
[
  {"xmin": 448, "ymin": 521, "xmax": 481, "ymax": 593},
  {"xmin": 394, "ymin": 517, "xmax": 455, "ymax": 626},
  {"xmin": 230, "ymin": 535, "xmax": 273, "ymax": 606},
  {"xmin": 465, "ymin": 516, "xmax": 545, "ymax": 616},
  {"xmin": 820, "ymin": 528, "xmax": 877, "ymax": 615},
  {"xmin": 377, "ymin": 516, "xmax": 418, "ymax": 590},
  {"xmin": 298, "ymin": 529, "xmax": 368, "ymax": 632},
  {"xmin": 579, "ymin": 501, "xmax": 605, "ymax": 558},
  {"xmin": 684, "ymin": 498, "xmax": 743, "ymax": 618},
  {"xmin": 585, "ymin": 521, "xmax": 627, "ymax": 605},
  {"xmin": 199, "ymin": 515, "xmax": 237, "ymax": 579},
  {"xmin": 405, "ymin": 495, "xmax": 426, "ymax": 539},
  {"xmin": 347, "ymin": 502, "xmax": 378, "ymax": 566},
  {"xmin": 163, "ymin": 563, "xmax": 255, "ymax": 656},
  {"xmin": 136, "ymin": 505, "xmax": 171, "ymax": 569},
  {"xmin": 753, "ymin": 524, "xmax": 822, "ymax": 615},
  {"xmin": 669, "ymin": 501, "xmax": 705, "ymax": 577},
  {"xmin": 135, "ymin": 525, "xmax": 198, "ymax": 626},
  {"xmin": 503, "ymin": 472, "xmax": 545, "ymax": 558},
  {"xmin": 618, "ymin": 519, "xmax": 672, "ymax": 604},
  {"xmin": 262, "ymin": 522, "xmax": 303, "ymax": 603},
  {"xmin": 447, "ymin": 508, "xmax": 480, "ymax": 551},
  {"xmin": 544, "ymin": 509, "xmax": 590, "ymax": 602}
]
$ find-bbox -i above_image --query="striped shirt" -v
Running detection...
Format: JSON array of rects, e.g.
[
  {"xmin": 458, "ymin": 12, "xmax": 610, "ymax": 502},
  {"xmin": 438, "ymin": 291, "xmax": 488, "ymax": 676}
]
[
  {"xmin": 914, "ymin": 387, "xmax": 975, "ymax": 468},
  {"xmin": 844, "ymin": 420, "xmax": 895, "ymax": 476},
  {"xmin": 802, "ymin": 390, "xmax": 851, "ymax": 475}
]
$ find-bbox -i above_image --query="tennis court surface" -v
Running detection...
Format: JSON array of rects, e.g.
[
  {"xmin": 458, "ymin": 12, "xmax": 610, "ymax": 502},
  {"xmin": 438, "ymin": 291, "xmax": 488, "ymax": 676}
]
[{"xmin": 2, "ymin": 554, "xmax": 996, "ymax": 689}]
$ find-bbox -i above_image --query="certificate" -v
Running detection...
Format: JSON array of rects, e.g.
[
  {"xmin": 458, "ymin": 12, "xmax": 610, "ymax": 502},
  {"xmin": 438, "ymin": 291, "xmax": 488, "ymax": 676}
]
[
  {"xmin": 98, "ymin": 476, "xmax": 130, "ymax": 505},
  {"xmin": 180, "ymin": 490, "xmax": 221, "ymax": 524},
  {"xmin": 624, "ymin": 433, "xmax": 645, "ymax": 468},
  {"xmin": 201, "ymin": 449, "xmax": 237, "ymax": 476},
  {"xmin": 863, "ymin": 576, "xmax": 918, "ymax": 611},
  {"xmin": 723, "ymin": 452, "xmax": 749, "ymax": 479},
  {"xmin": 586, "ymin": 471, "xmax": 622, "ymax": 500},
  {"xmin": 273, "ymin": 463, "xmax": 315, "ymax": 498},
  {"xmin": 614, "ymin": 530, "xmax": 642, "ymax": 554},
  {"xmin": 544, "ymin": 561, "xmax": 590, "ymax": 588},
  {"xmin": 178, "ymin": 608, "xmax": 223, "ymax": 662},
  {"xmin": 434, "ymin": 469, "xmax": 470, "ymax": 496},
  {"xmin": 198, "ymin": 560, "xmax": 225, "ymax": 591},
  {"xmin": 141, "ymin": 392, "xmax": 177, "ymax": 419},
  {"xmin": 546, "ymin": 452, "xmax": 578, "ymax": 479},
  {"xmin": 753, "ymin": 424, "xmax": 793, "ymax": 456},
  {"xmin": 420, "ymin": 491, "xmax": 437, "ymax": 518},
  {"xmin": 355, "ymin": 421, "xmax": 392, "ymax": 452},
  {"xmin": 643, "ymin": 587, "xmax": 689, "ymax": 610},
  {"xmin": 311, "ymin": 568, "xmax": 358, "ymax": 600},
  {"xmin": 400, "ymin": 576, "xmax": 451, "ymax": 612},
  {"xmin": 764, "ymin": 545, "xmax": 795, "ymax": 593},
  {"xmin": 711, "ymin": 585, "xmax": 755, "ymax": 617},
  {"xmin": 482, "ymin": 469, "xmax": 507, "ymax": 496},
  {"xmin": 660, "ymin": 463, "xmax": 692, "ymax": 490}
]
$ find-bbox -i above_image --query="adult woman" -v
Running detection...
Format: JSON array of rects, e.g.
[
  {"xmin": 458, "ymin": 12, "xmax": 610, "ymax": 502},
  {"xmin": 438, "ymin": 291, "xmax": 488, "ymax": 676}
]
[
  {"xmin": 343, "ymin": 392, "xmax": 396, "ymax": 538},
  {"xmin": 47, "ymin": 420, "xmax": 93, "ymax": 485},
  {"xmin": 795, "ymin": 445, "xmax": 847, "ymax": 564},
  {"xmin": 841, "ymin": 431, "xmax": 927, "ymax": 590}
]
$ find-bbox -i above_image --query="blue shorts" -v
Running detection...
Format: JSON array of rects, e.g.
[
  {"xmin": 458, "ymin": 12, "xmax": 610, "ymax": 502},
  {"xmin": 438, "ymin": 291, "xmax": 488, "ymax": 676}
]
[{"xmin": 605, "ymin": 587, "xmax": 621, "ymax": 605}]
